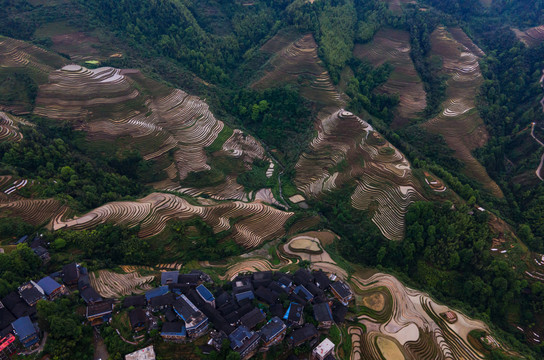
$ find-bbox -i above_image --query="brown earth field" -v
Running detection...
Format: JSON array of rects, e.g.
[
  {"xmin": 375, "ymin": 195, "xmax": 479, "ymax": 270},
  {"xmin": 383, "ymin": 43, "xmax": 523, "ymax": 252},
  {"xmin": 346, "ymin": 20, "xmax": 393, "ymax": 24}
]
[
  {"xmin": 295, "ymin": 109, "xmax": 425, "ymax": 240},
  {"xmin": 512, "ymin": 25, "xmax": 544, "ymax": 48},
  {"xmin": 423, "ymin": 27, "xmax": 503, "ymax": 198},
  {"xmin": 252, "ymin": 32, "xmax": 345, "ymax": 107},
  {"xmin": 52, "ymin": 192, "xmax": 294, "ymax": 249},
  {"xmin": 0, "ymin": 36, "xmax": 270, "ymax": 199},
  {"xmin": 354, "ymin": 28, "xmax": 427, "ymax": 128}
]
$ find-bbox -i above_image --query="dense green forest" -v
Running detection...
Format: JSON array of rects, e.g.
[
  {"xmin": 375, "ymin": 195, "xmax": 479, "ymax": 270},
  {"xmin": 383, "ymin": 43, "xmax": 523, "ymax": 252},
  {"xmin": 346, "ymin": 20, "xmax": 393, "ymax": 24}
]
[{"xmin": 0, "ymin": 120, "xmax": 150, "ymax": 211}]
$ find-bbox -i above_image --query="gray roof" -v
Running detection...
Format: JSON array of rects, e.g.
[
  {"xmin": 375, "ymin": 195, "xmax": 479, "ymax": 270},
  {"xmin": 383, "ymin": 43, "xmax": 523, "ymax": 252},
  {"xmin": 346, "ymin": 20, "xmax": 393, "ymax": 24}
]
[{"xmin": 260, "ymin": 317, "xmax": 286, "ymax": 342}]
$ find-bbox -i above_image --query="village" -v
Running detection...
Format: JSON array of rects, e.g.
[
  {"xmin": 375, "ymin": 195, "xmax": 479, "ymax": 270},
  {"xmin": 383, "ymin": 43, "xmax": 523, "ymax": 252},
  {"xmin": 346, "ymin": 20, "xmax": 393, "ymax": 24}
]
[{"xmin": 0, "ymin": 234, "xmax": 353, "ymax": 360}]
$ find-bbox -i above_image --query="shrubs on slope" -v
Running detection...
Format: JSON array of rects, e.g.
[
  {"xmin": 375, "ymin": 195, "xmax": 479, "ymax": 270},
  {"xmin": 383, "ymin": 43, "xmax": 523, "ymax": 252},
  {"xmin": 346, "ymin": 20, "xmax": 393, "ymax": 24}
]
[{"xmin": 0, "ymin": 119, "xmax": 149, "ymax": 211}]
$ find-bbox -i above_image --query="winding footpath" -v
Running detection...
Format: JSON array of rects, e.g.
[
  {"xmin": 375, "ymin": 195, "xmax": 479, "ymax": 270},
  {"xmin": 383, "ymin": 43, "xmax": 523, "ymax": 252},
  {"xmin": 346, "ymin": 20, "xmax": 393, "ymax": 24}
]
[{"xmin": 530, "ymin": 122, "xmax": 544, "ymax": 181}]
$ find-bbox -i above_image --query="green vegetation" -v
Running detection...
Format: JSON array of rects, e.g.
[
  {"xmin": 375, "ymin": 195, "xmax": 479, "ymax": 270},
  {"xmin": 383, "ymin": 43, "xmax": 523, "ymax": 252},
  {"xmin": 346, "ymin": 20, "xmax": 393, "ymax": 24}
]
[
  {"xmin": 48, "ymin": 224, "xmax": 155, "ymax": 269},
  {"xmin": 0, "ymin": 71, "xmax": 38, "ymax": 112},
  {"xmin": 168, "ymin": 218, "xmax": 242, "ymax": 262},
  {"xmin": 206, "ymin": 126, "xmax": 234, "ymax": 153},
  {"xmin": 0, "ymin": 243, "xmax": 42, "ymax": 297},
  {"xmin": 1, "ymin": 119, "xmax": 150, "ymax": 211},
  {"xmin": 225, "ymin": 86, "xmax": 313, "ymax": 164},
  {"xmin": 346, "ymin": 58, "xmax": 398, "ymax": 123},
  {"xmin": 37, "ymin": 296, "xmax": 93, "ymax": 360},
  {"xmin": 237, "ymin": 159, "xmax": 270, "ymax": 192}
]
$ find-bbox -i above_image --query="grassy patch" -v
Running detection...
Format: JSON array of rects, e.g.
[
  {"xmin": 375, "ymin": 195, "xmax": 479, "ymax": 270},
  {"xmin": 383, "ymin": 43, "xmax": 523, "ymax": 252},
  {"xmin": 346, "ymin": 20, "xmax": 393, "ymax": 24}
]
[
  {"xmin": 237, "ymin": 159, "xmax": 270, "ymax": 192},
  {"xmin": 206, "ymin": 125, "xmax": 233, "ymax": 153},
  {"xmin": 268, "ymin": 245, "xmax": 280, "ymax": 266},
  {"xmin": 328, "ymin": 158, "xmax": 348, "ymax": 174}
]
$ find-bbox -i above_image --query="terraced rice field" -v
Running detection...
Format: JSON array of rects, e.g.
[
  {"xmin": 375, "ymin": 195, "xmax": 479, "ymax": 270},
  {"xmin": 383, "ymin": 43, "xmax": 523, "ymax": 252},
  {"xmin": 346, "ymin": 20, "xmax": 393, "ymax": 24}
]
[
  {"xmin": 354, "ymin": 28, "xmax": 426, "ymax": 127},
  {"xmin": 220, "ymin": 258, "xmax": 293, "ymax": 281},
  {"xmin": 295, "ymin": 109, "xmax": 424, "ymax": 240},
  {"xmin": 0, "ymin": 36, "xmax": 67, "ymax": 77},
  {"xmin": 423, "ymin": 27, "xmax": 503, "ymax": 198},
  {"xmin": 253, "ymin": 33, "xmax": 345, "ymax": 106},
  {"xmin": 0, "ymin": 197, "xmax": 65, "ymax": 226},
  {"xmin": 29, "ymin": 60, "xmax": 268, "ymax": 196},
  {"xmin": 513, "ymin": 25, "xmax": 544, "ymax": 47},
  {"xmin": 283, "ymin": 236, "xmax": 347, "ymax": 279},
  {"xmin": 53, "ymin": 192, "xmax": 293, "ymax": 248},
  {"xmin": 90, "ymin": 268, "xmax": 155, "ymax": 298},
  {"xmin": 350, "ymin": 273, "xmax": 509, "ymax": 360},
  {"xmin": 0, "ymin": 112, "xmax": 24, "ymax": 142}
]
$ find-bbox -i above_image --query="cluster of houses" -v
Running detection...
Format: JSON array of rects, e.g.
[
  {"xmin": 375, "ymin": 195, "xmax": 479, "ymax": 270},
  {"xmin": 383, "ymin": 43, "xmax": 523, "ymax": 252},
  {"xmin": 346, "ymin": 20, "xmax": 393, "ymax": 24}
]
[
  {"xmin": 120, "ymin": 268, "xmax": 353, "ymax": 359},
  {"xmin": 0, "ymin": 258, "xmax": 111, "ymax": 359},
  {"xmin": 0, "ymin": 233, "xmax": 354, "ymax": 360}
]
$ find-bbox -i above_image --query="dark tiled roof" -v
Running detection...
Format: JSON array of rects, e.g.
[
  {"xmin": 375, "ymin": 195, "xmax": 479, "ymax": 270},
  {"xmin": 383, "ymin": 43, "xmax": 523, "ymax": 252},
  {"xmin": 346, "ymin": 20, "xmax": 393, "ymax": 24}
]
[
  {"xmin": 78, "ymin": 274, "xmax": 91, "ymax": 290},
  {"xmin": 240, "ymin": 308, "xmax": 265, "ymax": 329},
  {"xmin": 215, "ymin": 291, "xmax": 231, "ymax": 308},
  {"xmin": 0, "ymin": 306, "xmax": 15, "ymax": 331},
  {"xmin": 289, "ymin": 324, "xmax": 318, "ymax": 345},
  {"xmin": 178, "ymin": 274, "xmax": 200, "ymax": 285},
  {"xmin": 305, "ymin": 282, "xmax": 323, "ymax": 297},
  {"xmin": 80, "ymin": 286, "xmax": 102, "ymax": 304},
  {"xmin": 218, "ymin": 302, "xmax": 238, "ymax": 317},
  {"xmin": 313, "ymin": 302, "xmax": 333, "ymax": 323},
  {"xmin": 229, "ymin": 325, "xmax": 257, "ymax": 350},
  {"xmin": 168, "ymin": 283, "xmax": 191, "ymax": 294},
  {"xmin": 1, "ymin": 293, "xmax": 22, "ymax": 310},
  {"xmin": 234, "ymin": 290, "xmax": 254, "ymax": 303},
  {"xmin": 278, "ymin": 275, "xmax": 293, "ymax": 288},
  {"xmin": 232, "ymin": 277, "xmax": 253, "ymax": 294},
  {"xmin": 268, "ymin": 281, "xmax": 288, "ymax": 295},
  {"xmin": 19, "ymin": 284, "xmax": 43, "ymax": 305},
  {"xmin": 252, "ymin": 271, "xmax": 273, "ymax": 288},
  {"xmin": 129, "ymin": 308, "xmax": 147, "ymax": 329},
  {"xmin": 284, "ymin": 303, "xmax": 303, "ymax": 324},
  {"xmin": 255, "ymin": 286, "xmax": 278, "ymax": 305},
  {"xmin": 149, "ymin": 293, "xmax": 175, "ymax": 308},
  {"xmin": 123, "ymin": 295, "xmax": 146, "ymax": 308},
  {"xmin": 165, "ymin": 308, "xmax": 178, "ymax": 322},
  {"xmin": 161, "ymin": 271, "xmax": 179, "ymax": 285},
  {"xmin": 294, "ymin": 285, "xmax": 313, "ymax": 302},
  {"xmin": 161, "ymin": 321, "xmax": 185, "ymax": 335},
  {"xmin": 312, "ymin": 270, "xmax": 330, "ymax": 290},
  {"xmin": 62, "ymin": 263, "xmax": 79, "ymax": 284},
  {"xmin": 1, "ymin": 293, "xmax": 34, "ymax": 319},
  {"xmin": 86, "ymin": 300, "xmax": 113, "ymax": 318},
  {"xmin": 269, "ymin": 303, "xmax": 285, "ymax": 318},
  {"xmin": 330, "ymin": 281, "xmax": 352, "ymax": 298},
  {"xmin": 32, "ymin": 246, "xmax": 48, "ymax": 257},
  {"xmin": 294, "ymin": 269, "xmax": 313, "ymax": 286},
  {"xmin": 260, "ymin": 316, "xmax": 286, "ymax": 342},
  {"xmin": 332, "ymin": 303, "xmax": 348, "ymax": 323},
  {"xmin": 289, "ymin": 292, "xmax": 307, "ymax": 306}
]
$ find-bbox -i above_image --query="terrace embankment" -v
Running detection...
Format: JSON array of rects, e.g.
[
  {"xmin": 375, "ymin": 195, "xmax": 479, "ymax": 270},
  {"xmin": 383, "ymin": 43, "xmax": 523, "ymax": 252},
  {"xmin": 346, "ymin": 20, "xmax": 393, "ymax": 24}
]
[
  {"xmin": 351, "ymin": 272, "xmax": 514, "ymax": 360},
  {"xmin": 295, "ymin": 109, "xmax": 424, "ymax": 240},
  {"xmin": 52, "ymin": 192, "xmax": 293, "ymax": 249},
  {"xmin": 6, "ymin": 54, "xmax": 268, "ymax": 198},
  {"xmin": 253, "ymin": 33, "xmax": 345, "ymax": 106},
  {"xmin": 354, "ymin": 28, "xmax": 426, "ymax": 127},
  {"xmin": 513, "ymin": 25, "xmax": 544, "ymax": 47},
  {"xmin": 423, "ymin": 27, "xmax": 503, "ymax": 198}
]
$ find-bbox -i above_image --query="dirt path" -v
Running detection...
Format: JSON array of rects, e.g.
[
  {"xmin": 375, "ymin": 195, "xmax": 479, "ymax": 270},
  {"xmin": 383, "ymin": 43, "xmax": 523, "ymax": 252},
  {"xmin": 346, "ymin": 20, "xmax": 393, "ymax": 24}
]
[
  {"xmin": 94, "ymin": 328, "xmax": 109, "ymax": 360},
  {"xmin": 530, "ymin": 122, "xmax": 544, "ymax": 181}
]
